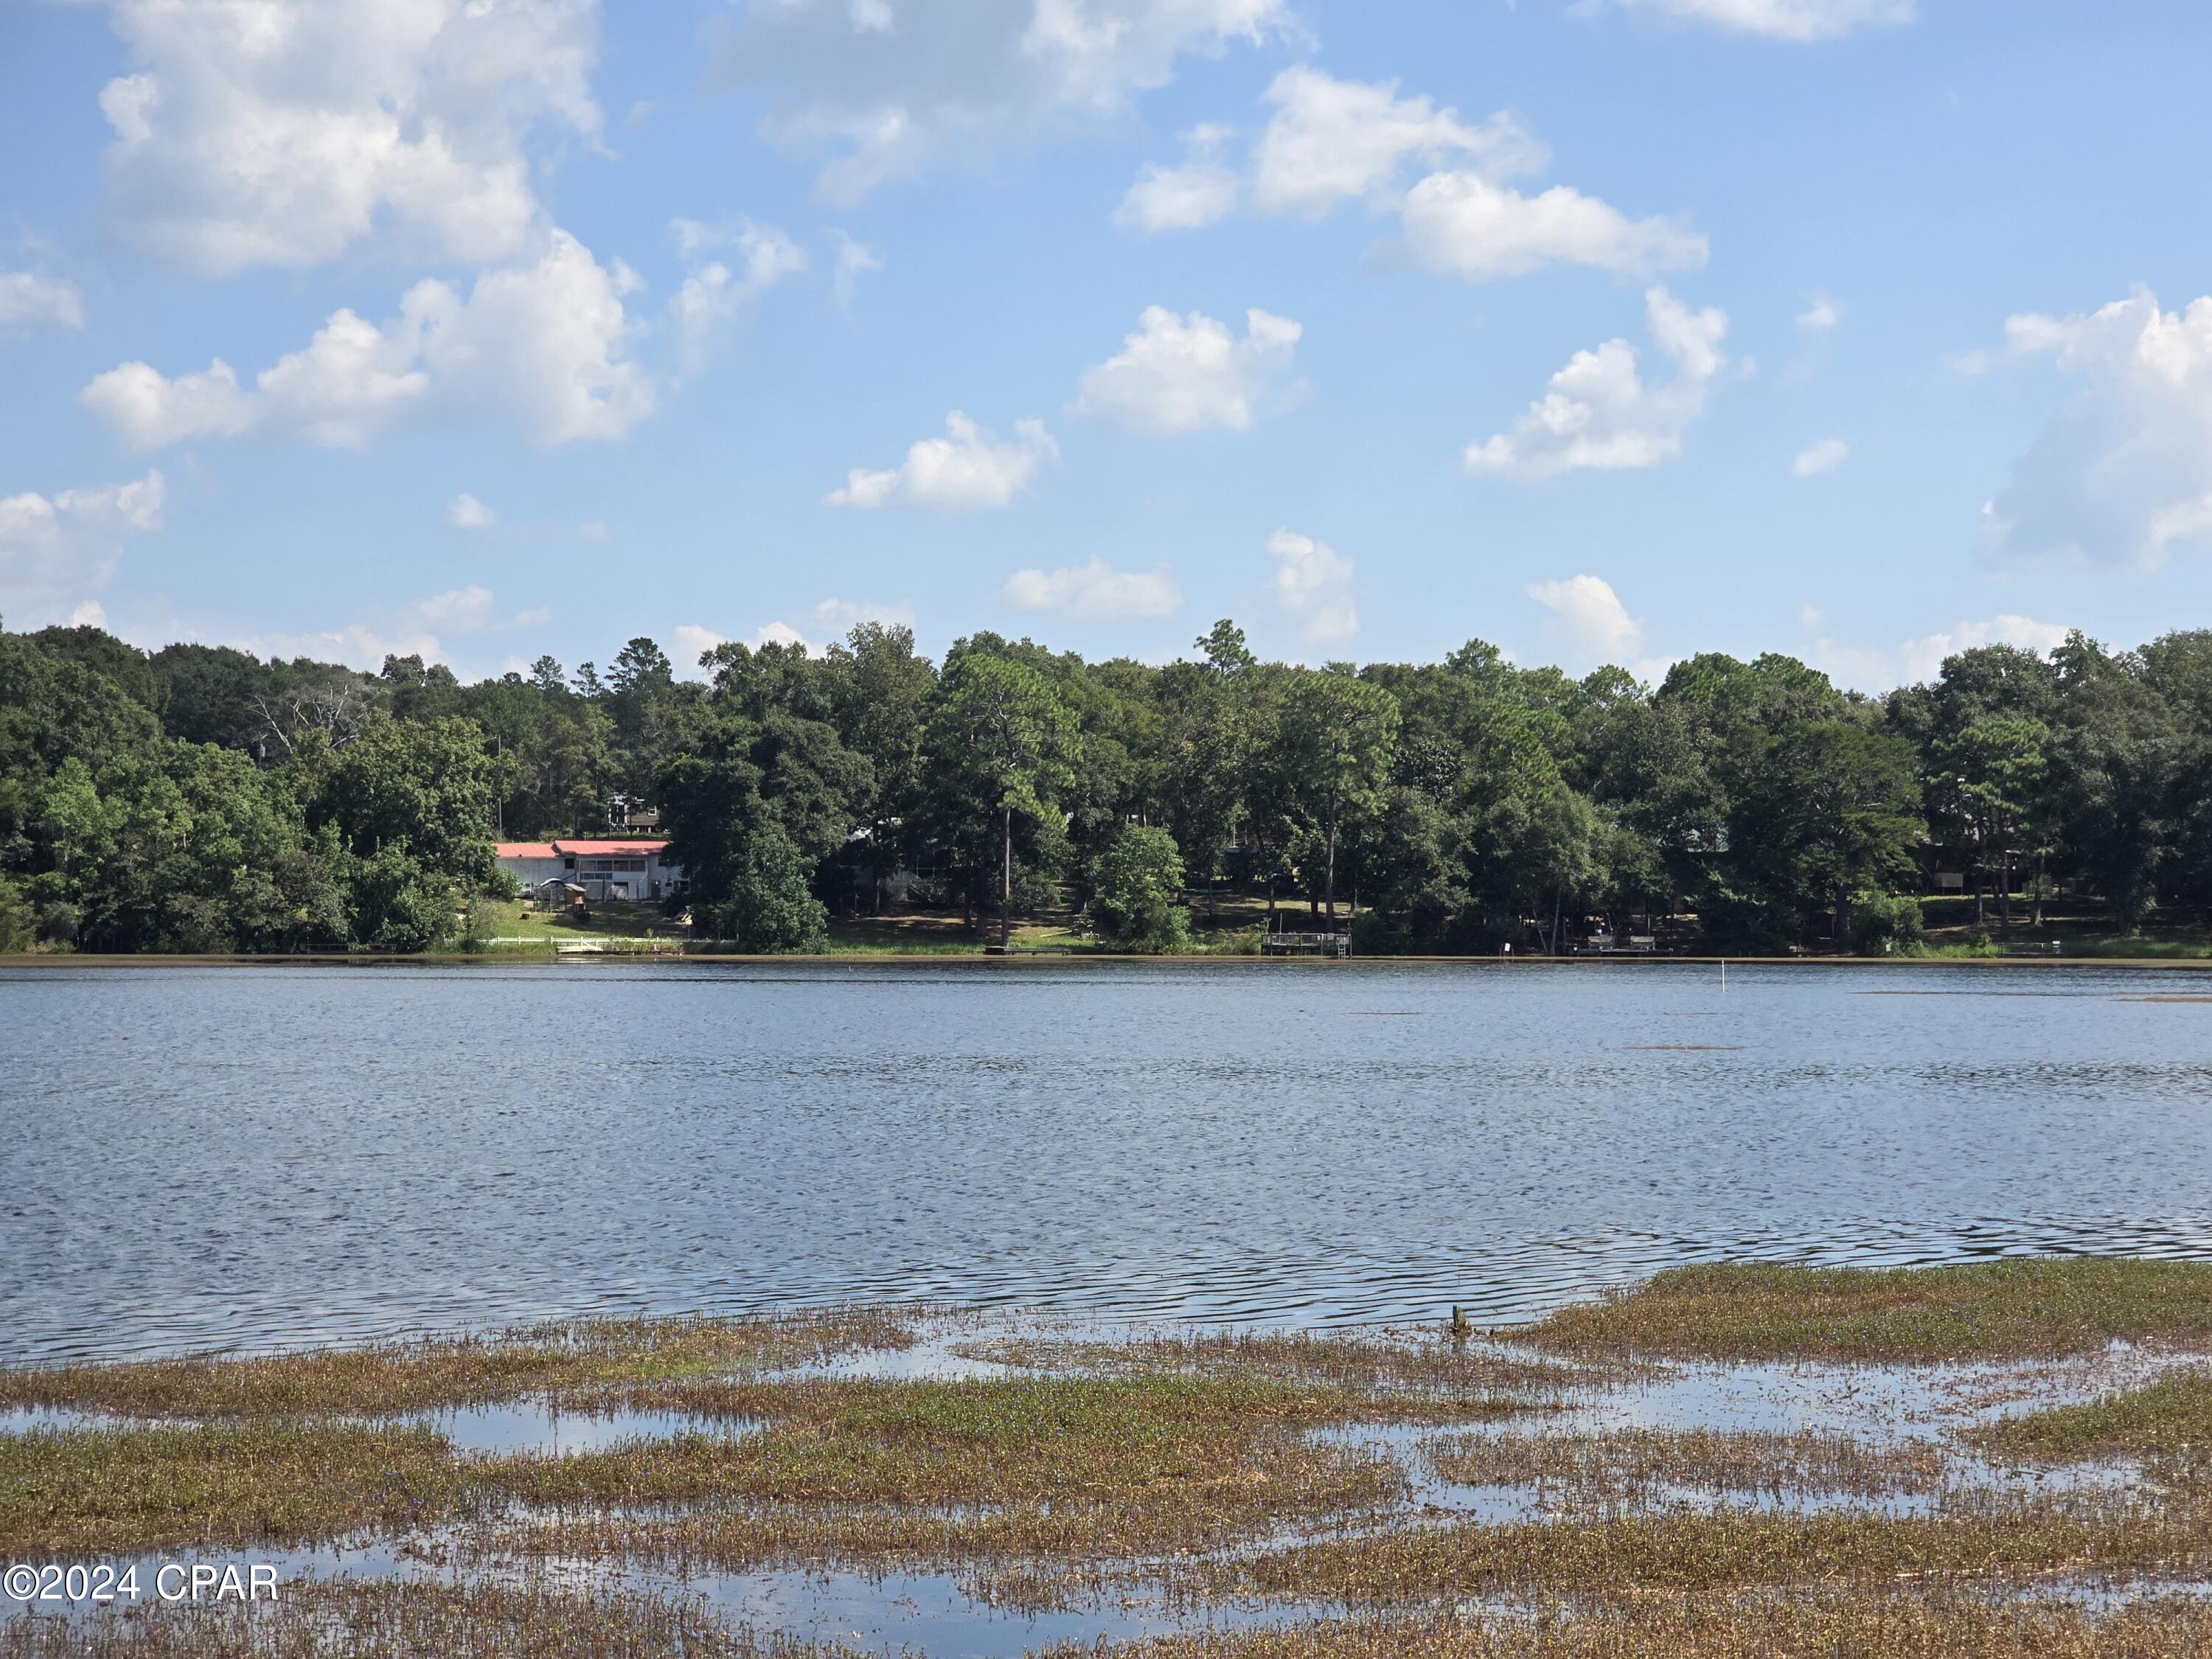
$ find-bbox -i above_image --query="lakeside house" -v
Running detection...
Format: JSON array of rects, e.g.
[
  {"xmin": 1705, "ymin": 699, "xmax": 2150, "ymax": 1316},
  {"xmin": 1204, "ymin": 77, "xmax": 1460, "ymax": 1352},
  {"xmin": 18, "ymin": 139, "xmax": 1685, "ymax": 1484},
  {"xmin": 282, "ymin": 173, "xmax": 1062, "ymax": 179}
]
[{"xmin": 495, "ymin": 839, "xmax": 686, "ymax": 902}]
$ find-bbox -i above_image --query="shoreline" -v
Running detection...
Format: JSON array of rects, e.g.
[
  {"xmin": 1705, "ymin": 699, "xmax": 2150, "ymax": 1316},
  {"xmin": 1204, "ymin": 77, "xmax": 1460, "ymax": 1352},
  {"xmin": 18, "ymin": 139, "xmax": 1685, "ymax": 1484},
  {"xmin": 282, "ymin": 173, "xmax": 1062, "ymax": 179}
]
[{"xmin": 5, "ymin": 951, "xmax": 2211, "ymax": 970}]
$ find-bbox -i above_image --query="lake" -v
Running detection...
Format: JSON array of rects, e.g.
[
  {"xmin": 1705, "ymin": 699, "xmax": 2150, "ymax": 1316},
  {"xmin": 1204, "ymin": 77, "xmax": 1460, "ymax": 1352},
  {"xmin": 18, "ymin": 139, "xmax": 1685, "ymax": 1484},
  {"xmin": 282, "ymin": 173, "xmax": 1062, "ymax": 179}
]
[{"xmin": 4, "ymin": 959, "xmax": 2211, "ymax": 1366}]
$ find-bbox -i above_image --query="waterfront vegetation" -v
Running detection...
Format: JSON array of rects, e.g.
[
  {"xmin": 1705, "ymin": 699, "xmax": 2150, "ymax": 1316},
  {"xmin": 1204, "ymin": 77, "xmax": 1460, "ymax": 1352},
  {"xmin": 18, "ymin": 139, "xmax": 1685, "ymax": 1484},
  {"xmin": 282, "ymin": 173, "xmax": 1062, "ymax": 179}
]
[
  {"xmin": 7, "ymin": 616, "xmax": 2212, "ymax": 959},
  {"xmin": 10, "ymin": 1261, "xmax": 2212, "ymax": 1654}
]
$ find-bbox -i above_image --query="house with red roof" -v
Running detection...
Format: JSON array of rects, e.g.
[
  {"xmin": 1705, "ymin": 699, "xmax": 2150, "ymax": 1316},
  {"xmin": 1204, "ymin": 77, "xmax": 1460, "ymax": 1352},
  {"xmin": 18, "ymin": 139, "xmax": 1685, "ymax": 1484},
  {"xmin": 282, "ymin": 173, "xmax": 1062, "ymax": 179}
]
[{"xmin": 494, "ymin": 839, "xmax": 685, "ymax": 902}]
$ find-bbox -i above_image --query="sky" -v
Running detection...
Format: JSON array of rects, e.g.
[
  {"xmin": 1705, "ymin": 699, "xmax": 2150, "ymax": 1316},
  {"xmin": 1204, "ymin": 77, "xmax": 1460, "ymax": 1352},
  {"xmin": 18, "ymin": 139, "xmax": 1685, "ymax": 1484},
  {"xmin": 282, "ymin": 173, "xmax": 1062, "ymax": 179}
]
[{"xmin": 3, "ymin": 0, "xmax": 2211, "ymax": 692}]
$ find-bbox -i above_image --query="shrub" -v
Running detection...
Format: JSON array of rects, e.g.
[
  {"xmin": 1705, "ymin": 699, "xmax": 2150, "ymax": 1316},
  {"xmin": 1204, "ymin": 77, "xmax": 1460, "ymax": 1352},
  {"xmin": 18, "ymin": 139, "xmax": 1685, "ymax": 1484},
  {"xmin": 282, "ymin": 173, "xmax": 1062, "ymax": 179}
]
[
  {"xmin": 1851, "ymin": 891, "xmax": 1925, "ymax": 956},
  {"xmin": 1088, "ymin": 826, "xmax": 1191, "ymax": 953}
]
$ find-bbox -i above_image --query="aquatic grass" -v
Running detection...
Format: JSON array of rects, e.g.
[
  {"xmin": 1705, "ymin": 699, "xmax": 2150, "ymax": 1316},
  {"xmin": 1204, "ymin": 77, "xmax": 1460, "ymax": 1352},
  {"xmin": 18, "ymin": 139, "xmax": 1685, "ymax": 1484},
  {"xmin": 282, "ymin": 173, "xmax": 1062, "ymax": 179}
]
[
  {"xmin": 0, "ymin": 1576, "xmax": 855, "ymax": 1658},
  {"xmin": 0, "ymin": 1423, "xmax": 470, "ymax": 1555},
  {"xmin": 1517, "ymin": 1259, "xmax": 2212, "ymax": 1363},
  {"xmin": 549, "ymin": 1374, "xmax": 1405, "ymax": 1504},
  {"xmin": 956, "ymin": 1329, "xmax": 1587, "ymax": 1416},
  {"xmin": 1975, "ymin": 1368, "xmax": 2212, "ymax": 1462},
  {"xmin": 1424, "ymin": 1426, "xmax": 1950, "ymax": 1504},
  {"xmin": 1041, "ymin": 1593, "xmax": 2212, "ymax": 1657},
  {"xmin": 0, "ymin": 1311, "xmax": 914, "ymax": 1421},
  {"xmin": 1180, "ymin": 1491, "xmax": 2212, "ymax": 1605}
]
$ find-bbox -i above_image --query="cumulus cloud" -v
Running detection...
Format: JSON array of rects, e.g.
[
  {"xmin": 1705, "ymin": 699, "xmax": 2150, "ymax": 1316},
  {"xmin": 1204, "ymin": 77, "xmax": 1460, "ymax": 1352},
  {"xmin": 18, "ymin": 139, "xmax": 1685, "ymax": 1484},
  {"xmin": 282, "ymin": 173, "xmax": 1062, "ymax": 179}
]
[
  {"xmin": 1967, "ymin": 288, "xmax": 2212, "ymax": 568},
  {"xmin": 0, "ymin": 468, "xmax": 165, "ymax": 625},
  {"xmin": 1393, "ymin": 170, "xmax": 1706, "ymax": 282},
  {"xmin": 826, "ymin": 412, "xmax": 1058, "ymax": 510},
  {"xmin": 811, "ymin": 596, "xmax": 915, "ymax": 631},
  {"xmin": 0, "ymin": 269, "xmax": 86, "ymax": 333},
  {"xmin": 666, "ymin": 220, "xmax": 807, "ymax": 377},
  {"xmin": 448, "ymin": 493, "xmax": 496, "ymax": 529},
  {"xmin": 80, "ymin": 229, "xmax": 653, "ymax": 450},
  {"xmin": 91, "ymin": 0, "xmax": 602, "ymax": 275},
  {"xmin": 1612, "ymin": 0, "xmax": 1913, "ymax": 41},
  {"xmin": 1527, "ymin": 574, "xmax": 1644, "ymax": 664},
  {"xmin": 1002, "ymin": 557, "xmax": 1181, "ymax": 619},
  {"xmin": 1249, "ymin": 66, "xmax": 1545, "ymax": 220},
  {"xmin": 1115, "ymin": 125, "xmax": 1241, "ymax": 232},
  {"xmin": 1812, "ymin": 615, "xmax": 2072, "ymax": 692},
  {"xmin": 1797, "ymin": 293, "xmax": 1842, "ymax": 333},
  {"xmin": 409, "ymin": 584, "xmax": 499, "ymax": 633},
  {"xmin": 1266, "ymin": 528, "xmax": 1357, "ymax": 644},
  {"xmin": 1464, "ymin": 288, "xmax": 1731, "ymax": 481},
  {"xmin": 1115, "ymin": 68, "xmax": 1698, "ymax": 282},
  {"xmin": 1073, "ymin": 306, "xmax": 1305, "ymax": 436},
  {"xmin": 1792, "ymin": 437, "xmax": 1849, "ymax": 478},
  {"xmin": 714, "ymin": 0, "xmax": 1287, "ymax": 203}
]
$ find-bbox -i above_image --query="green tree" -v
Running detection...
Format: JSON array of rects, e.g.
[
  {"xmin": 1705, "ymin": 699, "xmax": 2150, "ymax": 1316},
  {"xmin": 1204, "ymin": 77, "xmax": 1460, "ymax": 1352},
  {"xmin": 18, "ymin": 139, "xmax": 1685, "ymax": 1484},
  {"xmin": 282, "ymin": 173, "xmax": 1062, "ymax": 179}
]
[
  {"xmin": 1729, "ymin": 722, "xmax": 1924, "ymax": 946},
  {"xmin": 1272, "ymin": 671, "xmax": 1400, "ymax": 928},
  {"xmin": 1088, "ymin": 824, "xmax": 1190, "ymax": 952},
  {"xmin": 923, "ymin": 652, "xmax": 1077, "ymax": 946}
]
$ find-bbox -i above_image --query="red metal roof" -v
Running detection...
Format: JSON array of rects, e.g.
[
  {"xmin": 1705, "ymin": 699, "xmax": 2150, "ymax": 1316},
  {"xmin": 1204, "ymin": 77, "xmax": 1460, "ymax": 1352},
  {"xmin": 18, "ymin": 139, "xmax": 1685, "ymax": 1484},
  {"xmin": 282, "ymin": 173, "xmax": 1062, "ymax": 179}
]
[
  {"xmin": 552, "ymin": 840, "xmax": 672, "ymax": 857},
  {"xmin": 494, "ymin": 842, "xmax": 560, "ymax": 859}
]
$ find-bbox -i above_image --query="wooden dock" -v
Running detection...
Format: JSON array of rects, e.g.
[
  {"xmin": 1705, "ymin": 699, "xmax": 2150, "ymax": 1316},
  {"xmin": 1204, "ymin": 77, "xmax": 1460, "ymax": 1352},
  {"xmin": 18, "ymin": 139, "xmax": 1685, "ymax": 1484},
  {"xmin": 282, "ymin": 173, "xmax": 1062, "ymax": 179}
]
[{"xmin": 1262, "ymin": 931, "xmax": 1352, "ymax": 958}]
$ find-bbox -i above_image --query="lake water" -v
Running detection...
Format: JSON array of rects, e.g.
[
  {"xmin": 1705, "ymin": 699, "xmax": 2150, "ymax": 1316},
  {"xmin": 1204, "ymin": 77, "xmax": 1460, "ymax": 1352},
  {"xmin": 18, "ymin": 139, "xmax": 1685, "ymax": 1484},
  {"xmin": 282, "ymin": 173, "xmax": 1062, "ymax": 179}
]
[{"xmin": 4, "ymin": 960, "xmax": 2211, "ymax": 1366}]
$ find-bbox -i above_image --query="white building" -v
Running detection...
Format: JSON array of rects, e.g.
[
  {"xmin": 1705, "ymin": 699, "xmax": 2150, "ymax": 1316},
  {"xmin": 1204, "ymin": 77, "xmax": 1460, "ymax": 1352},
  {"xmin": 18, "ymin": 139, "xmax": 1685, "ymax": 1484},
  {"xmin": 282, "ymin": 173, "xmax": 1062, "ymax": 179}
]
[{"xmin": 495, "ymin": 839, "xmax": 685, "ymax": 901}]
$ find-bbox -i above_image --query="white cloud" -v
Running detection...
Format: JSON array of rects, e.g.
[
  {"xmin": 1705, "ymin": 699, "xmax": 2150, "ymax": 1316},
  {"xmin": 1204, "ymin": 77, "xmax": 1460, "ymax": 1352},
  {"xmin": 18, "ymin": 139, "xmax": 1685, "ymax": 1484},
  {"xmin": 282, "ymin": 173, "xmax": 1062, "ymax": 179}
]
[
  {"xmin": 1797, "ymin": 293, "xmax": 1842, "ymax": 333},
  {"xmin": 811, "ymin": 596, "xmax": 915, "ymax": 631},
  {"xmin": 409, "ymin": 585, "xmax": 498, "ymax": 633},
  {"xmin": 1792, "ymin": 437, "xmax": 1849, "ymax": 478},
  {"xmin": 830, "ymin": 231, "xmax": 883, "ymax": 305},
  {"xmin": 91, "ymin": 0, "xmax": 601, "ymax": 276},
  {"xmin": 0, "ymin": 468, "xmax": 165, "ymax": 626},
  {"xmin": 1265, "ymin": 528, "xmax": 1357, "ymax": 644},
  {"xmin": 1116, "ymin": 125, "xmax": 1242, "ymax": 232},
  {"xmin": 1120, "ymin": 69, "xmax": 1700, "ymax": 283},
  {"xmin": 0, "ymin": 269, "xmax": 86, "ymax": 332},
  {"xmin": 1613, "ymin": 0, "xmax": 1913, "ymax": 42},
  {"xmin": 80, "ymin": 229, "xmax": 653, "ymax": 450},
  {"xmin": 1812, "ymin": 614, "xmax": 2072, "ymax": 692},
  {"xmin": 577, "ymin": 519, "xmax": 611, "ymax": 541},
  {"xmin": 1394, "ymin": 170, "xmax": 1706, "ymax": 282},
  {"xmin": 448, "ymin": 493, "xmax": 496, "ymax": 529},
  {"xmin": 1968, "ymin": 288, "xmax": 2212, "ymax": 568},
  {"xmin": 1464, "ymin": 288, "xmax": 1731, "ymax": 481},
  {"xmin": 754, "ymin": 621, "xmax": 811, "ymax": 651},
  {"xmin": 1527, "ymin": 574, "xmax": 1644, "ymax": 664},
  {"xmin": 715, "ymin": 0, "xmax": 1287, "ymax": 204},
  {"xmin": 826, "ymin": 412, "xmax": 1057, "ymax": 510},
  {"xmin": 1002, "ymin": 557, "xmax": 1181, "ymax": 619},
  {"xmin": 1073, "ymin": 305, "xmax": 1304, "ymax": 436},
  {"xmin": 667, "ymin": 221, "xmax": 807, "ymax": 377},
  {"xmin": 672, "ymin": 623, "xmax": 725, "ymax": 675},
  {"xmin": 1249, "ymin": 66, "xmax": 1543, "ymax": 220}
]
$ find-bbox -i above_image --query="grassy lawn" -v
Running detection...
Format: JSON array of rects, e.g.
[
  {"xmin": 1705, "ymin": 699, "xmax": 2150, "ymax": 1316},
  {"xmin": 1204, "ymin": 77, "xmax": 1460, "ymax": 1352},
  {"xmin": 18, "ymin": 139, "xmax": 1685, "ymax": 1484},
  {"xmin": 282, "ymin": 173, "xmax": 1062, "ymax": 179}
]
[{"xmin": 475, "ymin": 897, "xmax": 682, "ymax": 942}]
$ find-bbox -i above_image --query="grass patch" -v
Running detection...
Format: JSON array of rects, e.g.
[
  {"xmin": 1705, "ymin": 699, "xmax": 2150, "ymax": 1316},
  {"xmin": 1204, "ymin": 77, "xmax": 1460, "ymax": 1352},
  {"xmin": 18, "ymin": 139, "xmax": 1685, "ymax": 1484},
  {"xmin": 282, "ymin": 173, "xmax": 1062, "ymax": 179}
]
[
  {"xmin": 1424, "ymin": 1427, "xmax": 1949, "ymax": 1504},
  {"xmin": 0, "ymin": 1311, "xmax": 912, "ymax": 1421},
  {"xmin": 0, "ymin": 1423, "xmax": 468, "ymax": 1555},
  {"xmin": 1046, "ymin": 1594, "xmax": 2212, "ymax": 1658},
  {"xmin": 1517, "ymin": 1259, "xmax": 2212, "ymax": 1363},
  {"xmin": 1976, "ymin": 1368, "xmax": 2212, "ymax": 1462},
  {"xmin": 473, "ymin": 897, "xmax": 681, "ymax": 942},
  {"xmin": 963, "ymin": 1329, "xmax": 1585, "ymax": 1413},
  {"xmin": 0, "ymin": 1577, "xmax": 853, "ymax": 1658},
  {"xmin": 1185, "ymin": 1493, "xmax": 2212, "ymax": 1604}
]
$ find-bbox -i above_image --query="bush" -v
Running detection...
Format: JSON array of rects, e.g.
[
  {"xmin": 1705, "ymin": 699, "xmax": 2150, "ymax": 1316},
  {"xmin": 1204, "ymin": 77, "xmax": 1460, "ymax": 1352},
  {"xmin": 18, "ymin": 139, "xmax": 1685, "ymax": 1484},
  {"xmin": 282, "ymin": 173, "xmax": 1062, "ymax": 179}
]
[
  {"xmin": 1851, "ymin": 891, "xmax": 1926, "ymax": 956},
  {"xmin": 1349, "ymin": 911, "xmax": 1416, "ymax": 956},
  {"xmin": 1087, "ymin": 826, "xmax": 1191, "ymax": 953},
  {"xmin": 710, "ymin": 832, "xmax": 829, "ymax": 953},
  {"xmin": 0, "ymin": 878, "xmax": 36, "ymax": 953},
  {"xmin": 1700, "ymin": 890, "xmax": 1796, "ymax": 955}
]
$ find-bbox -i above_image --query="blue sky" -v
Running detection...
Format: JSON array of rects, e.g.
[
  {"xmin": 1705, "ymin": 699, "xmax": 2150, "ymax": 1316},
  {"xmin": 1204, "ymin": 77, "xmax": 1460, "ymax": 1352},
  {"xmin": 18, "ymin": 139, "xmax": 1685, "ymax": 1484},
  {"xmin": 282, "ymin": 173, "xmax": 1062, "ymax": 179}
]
[{"xmin": 4, "ymin": 0, "xmax": 2211, "ymax": 689}]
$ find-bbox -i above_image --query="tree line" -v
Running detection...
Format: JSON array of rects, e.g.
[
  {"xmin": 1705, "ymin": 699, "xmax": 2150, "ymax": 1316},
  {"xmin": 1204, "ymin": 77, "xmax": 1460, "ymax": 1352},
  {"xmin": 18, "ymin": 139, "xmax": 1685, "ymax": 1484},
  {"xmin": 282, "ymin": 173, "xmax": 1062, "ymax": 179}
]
[{"xmin": 3, "ymin": 614, "xmax": 2209, "ymax": 954}]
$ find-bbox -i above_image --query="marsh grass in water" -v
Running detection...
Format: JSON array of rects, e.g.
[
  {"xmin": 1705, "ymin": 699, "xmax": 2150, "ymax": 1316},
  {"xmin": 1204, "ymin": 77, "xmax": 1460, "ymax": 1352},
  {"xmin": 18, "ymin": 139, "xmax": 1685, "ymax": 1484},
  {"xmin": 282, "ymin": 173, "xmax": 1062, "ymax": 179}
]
[
  {"xmin": 0, "ymin": 1423, "xmax": 470, "ymax": 1556},
  {"xmin": 0, "ymin": 1312, "xmax": 914, "ymax": 1422},
  {"xmin": 1423, "ymin": 1427, "xmax": 1951, "ymax": 1506},
  {"xmin": 0, "ymin": 1577, "xmax": 853, "ymax": 1659},
  {"xmin": 1976, "ymin": 1368, "xmax": 2212, "ymax": 1462},
  {"xmin": 1520, "ymin": 1259, "xmax": 2212, "ymax": 1363},
  {"xmin": 1037, "ymin": 1594, "xmax": 2212, "ymax": 1658}
]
